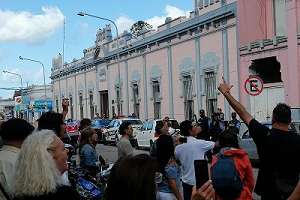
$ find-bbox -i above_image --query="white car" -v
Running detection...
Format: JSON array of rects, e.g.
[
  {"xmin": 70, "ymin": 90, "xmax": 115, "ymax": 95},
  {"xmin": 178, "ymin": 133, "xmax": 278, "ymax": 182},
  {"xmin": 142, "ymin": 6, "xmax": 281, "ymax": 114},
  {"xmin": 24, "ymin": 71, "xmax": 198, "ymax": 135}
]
[
  {"xmin": 103, "ymin": 118, "xmax": 143, "ymax": 145},
  {"xmin": 136, "ymin": 119, "xmax": 180, "ymax": 149}
]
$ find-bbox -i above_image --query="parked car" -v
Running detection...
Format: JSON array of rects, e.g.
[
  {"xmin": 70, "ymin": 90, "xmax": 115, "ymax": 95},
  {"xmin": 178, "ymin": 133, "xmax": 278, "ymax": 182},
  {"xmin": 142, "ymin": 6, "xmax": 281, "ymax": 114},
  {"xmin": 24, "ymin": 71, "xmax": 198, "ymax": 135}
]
[
  {"xmin": 66, "ymin": 120, "xmax": 80, "ymax": 134},
  {"xmin": 238, "ymin": 122, "xmax": 272, "ymax": 168},
  {"xmin": 91, "ymin": 119, "xmax": 112, "ymax": 143},
  {"xmin": 103, "ymin": 118, "xmax": 143, "ymax": 145},
  {"xmin": 63, "ymin": 120, "xmax": 80, "ymax": 151},
  {"xmin": 136, "ymin": 119, "xmax": 180, "ymax": 149}
]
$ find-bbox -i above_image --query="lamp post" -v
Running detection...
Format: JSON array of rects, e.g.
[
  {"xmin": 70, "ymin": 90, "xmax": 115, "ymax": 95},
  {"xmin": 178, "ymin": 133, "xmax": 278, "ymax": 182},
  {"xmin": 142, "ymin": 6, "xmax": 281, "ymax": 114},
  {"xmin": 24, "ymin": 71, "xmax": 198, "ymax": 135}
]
[
  {"xmin": 19, "ymin": 56, "xmax": 47, "ymax": 99},
  {"xmin": 77, "ymin": 11, "xmax": 122, "ymax": 116},
  {"xmin": 2, "ymin": 70, "xmax": 24, "ymax": 119}
]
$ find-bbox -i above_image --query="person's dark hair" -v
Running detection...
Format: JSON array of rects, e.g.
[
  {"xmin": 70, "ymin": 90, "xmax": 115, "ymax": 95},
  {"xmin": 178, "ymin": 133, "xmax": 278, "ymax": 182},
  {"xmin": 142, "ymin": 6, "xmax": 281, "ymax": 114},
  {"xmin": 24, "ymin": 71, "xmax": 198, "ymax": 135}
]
[
  {"xmin": 105, "ymin": 154, "xmax": 157, "ymax": 200},
  {"xmin": 38, "ymin": 111, "xmax": 64, "ymax": 136},
  {"xmin": 119, "ymin": 122, "xmax": 131, "ymax": 136},
  {"xmin": 155, "ymin": 123, "xmax": 164, "ymax": 136},
  {"xmin": 156, "ymin": 135, "xmax": 174, "ymax": 175},
  {"xmin": 79, "ymin": 127, "xmax": 95, "ymax": 151},
  {"xmin": 272, "ymin": 103, "xmax": 291, "ymax": 124},
  {"xmin": 218, "ymin": 129, "xmax": 240, "ymax": 149},
  {"xmin": 79, "ymin": 118, "xmax": 92, "ymax": 131},
  {"xmin": 179, "ymin": 120, "xmax": 193, "ymax": 137},
  {"xmin": 0, "ymin": 118, "xmax": 34, "ymax": 141}
]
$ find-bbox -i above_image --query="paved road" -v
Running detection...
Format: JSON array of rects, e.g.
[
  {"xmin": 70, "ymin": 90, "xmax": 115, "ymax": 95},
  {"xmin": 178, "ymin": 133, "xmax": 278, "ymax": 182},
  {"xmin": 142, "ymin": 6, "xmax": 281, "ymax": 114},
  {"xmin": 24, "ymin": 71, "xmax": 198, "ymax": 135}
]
[{"xmin": 95, "ymin": 143, "xmax": 148, "ymax": 164}]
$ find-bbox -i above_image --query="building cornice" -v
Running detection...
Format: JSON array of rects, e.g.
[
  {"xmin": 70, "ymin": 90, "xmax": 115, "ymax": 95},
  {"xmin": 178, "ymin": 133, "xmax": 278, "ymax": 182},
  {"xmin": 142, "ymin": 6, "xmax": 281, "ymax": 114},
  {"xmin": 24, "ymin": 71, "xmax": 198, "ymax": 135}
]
[
  {"xmin": 51, "ymin": 2, "xmax": 237, "ymax": 80},
  {"xmin": 239, "ymin": 36, "xmax": 288, "ymax": 56}
]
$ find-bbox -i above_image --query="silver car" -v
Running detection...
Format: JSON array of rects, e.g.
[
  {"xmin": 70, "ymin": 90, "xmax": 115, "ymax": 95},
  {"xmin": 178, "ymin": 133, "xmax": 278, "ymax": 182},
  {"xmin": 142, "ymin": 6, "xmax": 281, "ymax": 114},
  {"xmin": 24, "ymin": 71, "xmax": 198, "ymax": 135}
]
[{"xmin": 238, "ymin": 122, "xmax": 272, "ymax": 167}]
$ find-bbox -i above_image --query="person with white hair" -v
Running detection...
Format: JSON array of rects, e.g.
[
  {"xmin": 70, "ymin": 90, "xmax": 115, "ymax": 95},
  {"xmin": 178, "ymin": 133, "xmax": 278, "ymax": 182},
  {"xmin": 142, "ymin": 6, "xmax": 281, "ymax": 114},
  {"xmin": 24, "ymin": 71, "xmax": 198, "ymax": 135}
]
[{"xmin": 13, "ymin": 130, "xmax": 79, "ymax": 200}]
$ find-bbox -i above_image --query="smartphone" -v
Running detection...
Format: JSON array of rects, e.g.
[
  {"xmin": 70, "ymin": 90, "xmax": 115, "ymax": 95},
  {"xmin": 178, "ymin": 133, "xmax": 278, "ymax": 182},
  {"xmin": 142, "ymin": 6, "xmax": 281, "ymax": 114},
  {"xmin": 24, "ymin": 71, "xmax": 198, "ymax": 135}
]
[{"xmin": 194, "ymin": 160, "xmax": 209, "ymax": 189}]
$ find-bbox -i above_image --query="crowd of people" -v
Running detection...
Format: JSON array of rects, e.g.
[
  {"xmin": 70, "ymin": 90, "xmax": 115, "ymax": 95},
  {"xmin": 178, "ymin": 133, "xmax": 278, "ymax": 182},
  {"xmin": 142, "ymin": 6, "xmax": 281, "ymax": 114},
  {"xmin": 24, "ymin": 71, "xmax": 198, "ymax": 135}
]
[{"xmin": 0, "ymin": 79, "xmax": 300, "ymax": 200}]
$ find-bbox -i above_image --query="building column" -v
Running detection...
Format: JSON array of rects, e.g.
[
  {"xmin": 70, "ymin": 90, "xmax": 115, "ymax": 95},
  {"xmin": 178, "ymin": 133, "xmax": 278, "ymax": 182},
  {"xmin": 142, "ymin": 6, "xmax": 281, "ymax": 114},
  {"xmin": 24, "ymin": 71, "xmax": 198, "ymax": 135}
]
[
  {"xmin": 286, "ymin": 0, "xmax": 300, "ymax": 106},
  {"xmin": 222, "ymin": 28, "xmax": 230, "ymax": 120},
  {"xmin": 84, "ymin": 71, "xmax": 88, "ymax": 118},
  {"xmin": 167, "ymin": 46, "xmax": 174, "ymax": 118},
  {"xmin": 195, "ymin": 37, "xmax": 202, "ymax": 113},
  {"xmin": 107, "ymin": 65, "xmax": 112, "ymax": 118},
  {"xmin": 96, "ymin": 65, "xmax": 100, "ymax": 115},
  {"xmin": 125, "ymin": 61, "xmax": 130, "ymax": 116},
  {"xmin": 143, "ymin": 55, "xmax": 148, "ymax": 119},
  {"xmin": 74, "ymin": 75, "xmax": 78, "ymax": 120}
]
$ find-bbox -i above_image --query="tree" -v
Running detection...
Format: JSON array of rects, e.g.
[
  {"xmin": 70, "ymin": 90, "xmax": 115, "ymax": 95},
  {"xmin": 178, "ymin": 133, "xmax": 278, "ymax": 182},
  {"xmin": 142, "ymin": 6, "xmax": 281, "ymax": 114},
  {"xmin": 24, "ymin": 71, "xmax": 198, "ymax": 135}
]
[{"xmin": 130, "ymin": 21, "xmax": 153, "ymax": 37}]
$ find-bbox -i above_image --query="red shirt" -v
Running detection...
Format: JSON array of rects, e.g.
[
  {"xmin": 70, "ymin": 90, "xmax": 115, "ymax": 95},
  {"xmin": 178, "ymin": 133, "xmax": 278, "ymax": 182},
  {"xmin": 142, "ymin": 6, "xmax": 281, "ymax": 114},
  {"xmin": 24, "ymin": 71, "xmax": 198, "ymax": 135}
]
[{"xmin": 212, "ymin": 148, "xmax": 255, "ymax": 200}]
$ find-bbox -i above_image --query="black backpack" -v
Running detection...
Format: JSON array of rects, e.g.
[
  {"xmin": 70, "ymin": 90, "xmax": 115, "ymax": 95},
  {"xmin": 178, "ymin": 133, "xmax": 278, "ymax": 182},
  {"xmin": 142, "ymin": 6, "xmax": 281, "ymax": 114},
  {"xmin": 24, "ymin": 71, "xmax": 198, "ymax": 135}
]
[{"xmin": 211, "ymin": 154, "xmax": 243, "ymax": 200}]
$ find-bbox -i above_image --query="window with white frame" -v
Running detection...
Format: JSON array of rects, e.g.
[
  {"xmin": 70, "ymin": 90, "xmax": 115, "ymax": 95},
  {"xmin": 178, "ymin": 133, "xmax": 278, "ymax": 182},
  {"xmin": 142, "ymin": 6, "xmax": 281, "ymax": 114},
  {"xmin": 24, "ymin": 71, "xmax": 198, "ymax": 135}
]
[
  {"xmin": 116, "ymin": 86, "xmax": 122, "ymax": 116},
  {"xmin": 132, "ymin": 83, "xmax": 140, "ymax": 118},
  {"xmin": 69, "ymin": 95, "xmax": 74, "ymax": 119},
  {"xmin": 152, "ymin": 81, "xmax": 161, "ymax": 119},
  {"xmin": 79, "ymin": 93, "xmax": 84, "ymax": 119},
  {"xmin": 205, "ymin": 72, "xmax": 217, "ymax": 118},
  {"xmin": 183, "ymin": 75, "xmax": 194, "ymax": 120},
  {"xmin": 273, "ymin": 0, "xmax": 286, "ymax": 36},
  {"xmin": 89, "ymin": 91, "xmax": 94, "ymax": 119}
]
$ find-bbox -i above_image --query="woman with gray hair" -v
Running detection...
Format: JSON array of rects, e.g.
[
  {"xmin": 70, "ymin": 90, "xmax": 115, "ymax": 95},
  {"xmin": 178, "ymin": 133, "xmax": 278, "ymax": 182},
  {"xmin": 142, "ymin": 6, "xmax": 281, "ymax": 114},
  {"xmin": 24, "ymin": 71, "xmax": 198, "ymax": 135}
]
[{"xmin": 12, "ymin": 130, "xmax": 79, "ymax": 200}]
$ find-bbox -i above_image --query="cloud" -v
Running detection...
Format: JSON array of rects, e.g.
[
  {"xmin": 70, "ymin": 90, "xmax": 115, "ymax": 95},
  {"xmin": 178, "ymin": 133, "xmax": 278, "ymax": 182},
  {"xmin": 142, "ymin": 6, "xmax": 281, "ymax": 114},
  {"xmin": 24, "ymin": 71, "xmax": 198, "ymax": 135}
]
[
  {"xmin": 0, "ymin": 6, "xmax": 65, "ymax": 43},
  {"xmin": 116, "ymin": 16, "xmax": 136, "ymax": 33},
  {"xmin": 116, "ymin": 5, "xmax": 189, "ymax": 33}
]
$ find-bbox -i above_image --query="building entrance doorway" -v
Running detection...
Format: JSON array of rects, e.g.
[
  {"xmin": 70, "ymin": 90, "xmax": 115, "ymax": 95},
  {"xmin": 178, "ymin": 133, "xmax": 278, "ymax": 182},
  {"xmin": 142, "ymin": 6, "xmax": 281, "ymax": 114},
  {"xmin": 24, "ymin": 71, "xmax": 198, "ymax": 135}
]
[{"xmin": 100, "ymin": 90, "xmax": 109, "ymax": 118}]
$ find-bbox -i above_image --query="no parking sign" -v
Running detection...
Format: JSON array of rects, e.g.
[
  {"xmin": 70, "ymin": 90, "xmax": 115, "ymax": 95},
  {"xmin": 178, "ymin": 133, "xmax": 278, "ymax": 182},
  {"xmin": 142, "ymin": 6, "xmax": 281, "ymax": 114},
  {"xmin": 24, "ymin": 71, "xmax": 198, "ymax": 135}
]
[{"xmin": 244, "ymin": 76, "xmax": 264, "ymax": 96}]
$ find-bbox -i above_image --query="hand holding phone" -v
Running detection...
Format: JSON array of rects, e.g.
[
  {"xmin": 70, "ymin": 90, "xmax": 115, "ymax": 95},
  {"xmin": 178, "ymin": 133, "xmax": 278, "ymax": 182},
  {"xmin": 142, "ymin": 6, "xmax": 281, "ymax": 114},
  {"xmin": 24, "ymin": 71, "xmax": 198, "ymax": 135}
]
[{"xmin": 194, "ymin": 160, "xmax": 209, "ymax": 190}]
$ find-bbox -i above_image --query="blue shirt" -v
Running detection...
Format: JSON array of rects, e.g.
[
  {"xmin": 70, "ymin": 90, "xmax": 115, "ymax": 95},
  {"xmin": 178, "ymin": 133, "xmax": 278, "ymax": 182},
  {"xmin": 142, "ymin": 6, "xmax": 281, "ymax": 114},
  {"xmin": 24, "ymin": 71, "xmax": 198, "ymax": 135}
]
[
  {"xmin": 80, "ymin": 144, "xmax": 97, "ymax": 168},
  {"xmin": 158, "ymin": 162, "xmax": 181, "ymax": 193}
]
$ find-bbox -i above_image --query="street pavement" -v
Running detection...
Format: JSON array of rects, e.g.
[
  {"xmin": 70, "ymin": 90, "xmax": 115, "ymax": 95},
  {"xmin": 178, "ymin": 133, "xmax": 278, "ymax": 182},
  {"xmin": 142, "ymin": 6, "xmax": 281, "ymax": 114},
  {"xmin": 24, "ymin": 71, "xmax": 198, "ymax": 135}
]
[
  {"xmin": 95, "ymin": 144, "xmax": 261, "ymax": 200},
  {"xmin": 95, "ymin": 143, "xmax": 148, "ymax": 164}
]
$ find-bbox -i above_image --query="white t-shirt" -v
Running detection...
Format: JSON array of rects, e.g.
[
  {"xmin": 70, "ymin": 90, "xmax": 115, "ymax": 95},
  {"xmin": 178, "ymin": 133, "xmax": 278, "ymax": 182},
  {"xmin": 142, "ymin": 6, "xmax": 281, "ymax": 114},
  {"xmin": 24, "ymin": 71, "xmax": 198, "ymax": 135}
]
[
  {"xmin": 0, "ymin": 145, "xmax": 20, "ymax": 194},
  {"xmin": 175, "ymin": 137, "xmax": 214, "ymax": 186}
]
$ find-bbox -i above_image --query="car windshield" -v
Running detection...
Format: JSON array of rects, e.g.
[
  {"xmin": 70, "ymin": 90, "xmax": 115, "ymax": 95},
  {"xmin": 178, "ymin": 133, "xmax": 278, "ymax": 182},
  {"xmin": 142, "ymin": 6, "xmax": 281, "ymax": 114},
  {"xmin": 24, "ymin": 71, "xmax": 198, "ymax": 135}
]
[
  {"xmin": 92, "ymin": 119, "xmax": 111, "ymax": 127},
  {"xmin": 156, "ymin": 120, "xmax": 180, "ymax": 129},
  {"xmin": 108, "ymin": 120, "xmax": 116, "ymax": 128},
  {"xmin": 123, "ymin": 120, "xmax": 143, "ymax": 125}
]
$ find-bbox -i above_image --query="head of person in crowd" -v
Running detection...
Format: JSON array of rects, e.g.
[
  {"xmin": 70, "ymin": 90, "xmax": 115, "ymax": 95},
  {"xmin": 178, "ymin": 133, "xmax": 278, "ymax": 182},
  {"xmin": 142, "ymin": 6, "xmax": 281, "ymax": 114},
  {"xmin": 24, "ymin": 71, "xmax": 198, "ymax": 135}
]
[
  {"xmin": 105, "ymin": 154, "xmax": 157, "ymax": 200},
  {"xmin": 119, "ymin": 122, "xmax": 133, "ymax": 138},
  {"xmin": 38, "ymin": 111, "xmax": 65, "ymax": 138},
  {"xmin": 218, "ymin": 129, "xmax": 240, "ymax": 149},
  {"xmin": 232, "ymin": 112, "xmax": 237, "ymax": 120},
  {"xmin": 155, "ymin": 122, "xmax": 169, "ymax": 137},
  {"xmin": 180, "ymin": 120, "xmax": 198, "ymax": 137},
  {"xmin": 272, "ymin": 103, "xmax": 291, "ymax": 128},
  {"xmin": 212, "ymin": 112, "xmax": 219, "ymax": 121},
  {"xmin": 79, "ymin": 127, "xmax": 98, "ymax": 150},
  {"xmin": 156, "ymin": 134, "xmax": 175, "ymax": 174},
  {"xmin": 79, "ymin": 118, "xmax": 92, "ymax": 131},
  {"xmin": 14, "ymin": 130, "xmax": 68, "ymax": 197},
  {"xmin": 0, "ymin": 118, "xmax": 34, "ymax": 148},
  {"xmin": 199, "ymin": 109, "xmax": 206, "ymax": 118}
]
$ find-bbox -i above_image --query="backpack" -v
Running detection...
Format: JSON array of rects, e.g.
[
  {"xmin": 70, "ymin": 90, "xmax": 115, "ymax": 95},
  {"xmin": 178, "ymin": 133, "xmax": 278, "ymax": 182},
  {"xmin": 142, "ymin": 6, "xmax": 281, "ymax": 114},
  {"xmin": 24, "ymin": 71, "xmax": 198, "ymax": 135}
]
[{"xmin": 211, "ymin": 154, "xmax": 243, "ymax": 200}]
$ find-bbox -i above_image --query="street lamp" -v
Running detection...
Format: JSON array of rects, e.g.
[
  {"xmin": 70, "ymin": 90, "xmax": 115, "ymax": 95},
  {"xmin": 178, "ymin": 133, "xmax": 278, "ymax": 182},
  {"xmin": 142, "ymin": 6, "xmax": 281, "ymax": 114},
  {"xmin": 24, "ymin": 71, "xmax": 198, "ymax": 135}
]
[
  {"xmin": 3, "ymin": 70, "xmax": 24, "ymax": 119},
  {"xmin": 19, "ymin": 56, "xmax": 47, "ymax": 99},
  {"xmin": 2, "ymin": 70, "xmax": 23, "ymax": 88},
  {"xmin": 77, "ymin": 11, "xmax": 122, "ymax": 116}
]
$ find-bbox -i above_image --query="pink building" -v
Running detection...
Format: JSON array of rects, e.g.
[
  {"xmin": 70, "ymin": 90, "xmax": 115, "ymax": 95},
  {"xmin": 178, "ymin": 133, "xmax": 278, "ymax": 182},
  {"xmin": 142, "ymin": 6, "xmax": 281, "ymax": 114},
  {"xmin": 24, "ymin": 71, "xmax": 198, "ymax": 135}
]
[
  {"xmin": 51, "ymin": 0, "xmax": 239, "ymax": 122},
  {"xmin": 238, "ymin": 0, "xmax": 300, "ymax": 121}
]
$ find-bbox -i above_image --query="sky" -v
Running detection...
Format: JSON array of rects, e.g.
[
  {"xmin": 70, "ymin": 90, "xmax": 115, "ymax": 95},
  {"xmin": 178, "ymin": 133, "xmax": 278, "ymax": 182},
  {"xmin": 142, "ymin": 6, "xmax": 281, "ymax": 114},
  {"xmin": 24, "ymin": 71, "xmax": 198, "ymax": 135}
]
[{"xmin": 0, "ymin": 0, "xmax": 193, "ymax": 99}]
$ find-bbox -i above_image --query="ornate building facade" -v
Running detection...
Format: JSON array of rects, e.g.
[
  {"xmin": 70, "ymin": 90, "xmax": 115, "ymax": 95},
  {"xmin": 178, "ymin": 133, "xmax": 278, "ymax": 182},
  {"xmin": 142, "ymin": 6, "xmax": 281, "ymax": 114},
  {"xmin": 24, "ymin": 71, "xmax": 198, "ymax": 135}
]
[{"xmin": 51, "ymin": 0, "xmax": 239, "ymax": 121}]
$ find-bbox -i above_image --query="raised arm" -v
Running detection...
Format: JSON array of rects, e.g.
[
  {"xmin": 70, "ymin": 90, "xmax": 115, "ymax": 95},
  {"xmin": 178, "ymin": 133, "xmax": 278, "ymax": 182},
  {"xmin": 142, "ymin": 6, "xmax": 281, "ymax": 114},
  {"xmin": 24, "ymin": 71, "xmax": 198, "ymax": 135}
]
[
  {"xmin": 62, "ymin": 98, "xmax": 69, "ymax": 121},
  {"xmin": 218, "ymin": 78, "xmax": 253, "ymax": 125}
]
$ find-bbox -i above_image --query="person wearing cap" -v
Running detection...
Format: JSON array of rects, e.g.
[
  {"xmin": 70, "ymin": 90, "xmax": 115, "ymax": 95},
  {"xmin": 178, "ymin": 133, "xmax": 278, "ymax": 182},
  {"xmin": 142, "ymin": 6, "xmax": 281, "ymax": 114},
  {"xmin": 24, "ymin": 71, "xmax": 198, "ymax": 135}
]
[{"xmin": 0, "ymin": 119, "xmax": 34, "ymax": 196}]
